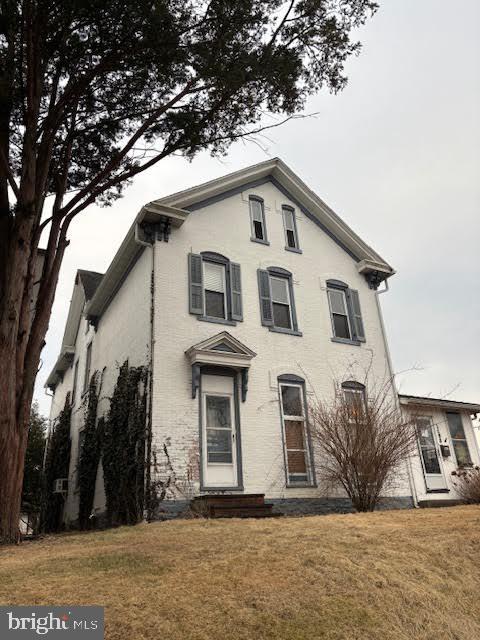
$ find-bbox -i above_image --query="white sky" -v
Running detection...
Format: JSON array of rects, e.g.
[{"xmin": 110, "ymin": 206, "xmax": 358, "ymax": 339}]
[{"xmin": 35, "ymin": 0, "xmax": 480, "ymax": 416}]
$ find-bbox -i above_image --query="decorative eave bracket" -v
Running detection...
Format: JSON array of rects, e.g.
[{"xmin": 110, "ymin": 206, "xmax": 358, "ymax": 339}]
[{"xmin": 357, "ymin": 259, "xmax": 395, "ymax": 290}]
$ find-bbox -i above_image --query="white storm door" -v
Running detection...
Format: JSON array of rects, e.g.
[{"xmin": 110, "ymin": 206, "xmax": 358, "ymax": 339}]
[
  {"xmin": 416, "ymin": 417, "xmax": 447, "ymax": 491},
  {"xmin": 202, "ymin": 374, "xmax": 238, "ymax": 488}
]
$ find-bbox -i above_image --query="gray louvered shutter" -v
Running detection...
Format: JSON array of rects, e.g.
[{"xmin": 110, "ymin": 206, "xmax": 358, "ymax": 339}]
[
  {"xmin": 188, "ymin": 253, "xmax": 203, "ymax": 315},
  {"xmin": 257, "ymin": 269, "xmax": 273, "ymax": 326},
  {"xmin": 347, "ymin": 288, "xmax": 365, "ymax": 341},
  {"xmin": 229, "ymin": 262, "xmax": 243, "ymax": 322}
]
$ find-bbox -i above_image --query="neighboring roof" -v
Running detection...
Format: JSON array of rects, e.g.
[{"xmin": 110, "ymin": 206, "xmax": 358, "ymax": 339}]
[
  {"xmin": 85, "ymin": 158, "xmax": 394, "ymax": 322},
  {"xmin": 399, "ymin": 394, "xmax": 480, "ymax": 414},
  {"xmin": 77, "ymin": 270, "xmax": 103, "ymax": 301},
  {"xmin": 45, "ymin": 269, "xmax": 104, "ymax": 389}
]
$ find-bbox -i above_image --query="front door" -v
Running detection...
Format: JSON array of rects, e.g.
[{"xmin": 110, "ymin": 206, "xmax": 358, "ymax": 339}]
[
  {"xmin": 416, "ymin": 417, "xmax": 447, "ymax": 491},
  {"xmin": 201, "ymin": 374, "xmax": 238, "ymax": 488}
]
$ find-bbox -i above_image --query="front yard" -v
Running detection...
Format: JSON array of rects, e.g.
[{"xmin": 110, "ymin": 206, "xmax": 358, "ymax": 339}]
[{"xmin": 1, "ymin": 506, "xmax": 479, "ymax": 639}]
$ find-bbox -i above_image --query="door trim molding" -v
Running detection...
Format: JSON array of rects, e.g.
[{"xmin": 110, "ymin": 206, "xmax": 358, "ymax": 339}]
[{"xmin": 198, "ymin": 368, "xmax": 244, "ymax": 492}]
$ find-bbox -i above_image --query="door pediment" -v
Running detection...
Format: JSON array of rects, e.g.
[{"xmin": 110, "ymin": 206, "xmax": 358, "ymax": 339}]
[{"xmin": 185, "ymin": 331, "xmax": 256, "ymax": 368}]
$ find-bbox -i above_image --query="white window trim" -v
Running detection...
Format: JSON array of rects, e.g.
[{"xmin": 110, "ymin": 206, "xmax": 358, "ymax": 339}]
[
  {"xmin": 279, "ymin": 382, "xmax": 312, "ymax": 485},
  {"xmin": 249, "ymin": 197, "xmax": 267, "ymax": 243},
  {"xmin": 327, "ymin": 288, "xmax": 352, "ymax": 340},
  {"xmin": 270, "ymin": 275, "xmax": 293, "ymax": 330},
  {"xmin": 203, "ymin": 261, "xmax": 227, "ymax": 321},
  {"xmin": 282, "ymin": 206, "xmax": 298, "ymax": 250},
  {"xmin": 446, "ymin": 413, "xmax": 472, "ymax": 467}
]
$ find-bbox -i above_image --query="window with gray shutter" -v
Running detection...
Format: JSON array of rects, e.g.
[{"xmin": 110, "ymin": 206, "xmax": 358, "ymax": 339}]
[
  {"xmin": 326, "ymin": 280, "xmax": 366, "ymax": 343},
  {"xmin": 229, "ymin": 262, "xmax": 243, "ymax": 321},
  {"xmin": 257, "ymin": 269, "xmax": 273, "ymax": 326},
  {"xmin": 188, "ymin": 253, "xmax": 204, "ymax": 315},
  {"xmin": 203, "ymin": 261, "xmax": 226, "ymax": 319},
  {"xmin": 189, "ymin": 252, "xmax": 243, "ymax": 324}
]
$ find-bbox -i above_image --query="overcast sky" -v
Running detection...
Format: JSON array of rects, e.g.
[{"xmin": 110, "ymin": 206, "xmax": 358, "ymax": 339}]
[{"xmin": 35, "ymin": 0, "xmax": 480, "ymax": 416}]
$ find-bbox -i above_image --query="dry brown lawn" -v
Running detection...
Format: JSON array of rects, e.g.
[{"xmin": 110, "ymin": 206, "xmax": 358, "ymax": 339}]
[{"xmin": 1, "ymin": 506, "xmax": 479, "ymax": 640}]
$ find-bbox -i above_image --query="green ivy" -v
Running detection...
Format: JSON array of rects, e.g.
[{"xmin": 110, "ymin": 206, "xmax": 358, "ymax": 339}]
[
  {"xmin": 78, "ymin": 373, "xmax": 104, "ymax": 529},
  {"xmin": 42, "ymin": 394, "xmax": 72, "ymax": 533},
  {"xmin": 102, "ymin": 361, "xmax": 148, "ymax": 527}
]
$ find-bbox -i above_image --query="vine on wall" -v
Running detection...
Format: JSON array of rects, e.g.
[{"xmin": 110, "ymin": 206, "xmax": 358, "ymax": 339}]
[
  {"xmin": 78, "ymin": 372, "xmax": 104, "ymax": 529},
  {"xmin": 42, "ymin": 394, "xmax": 72, "ymax": 533},
  {"xmin": 102, "ymin": 361, "xmax": 148, "ymax": 526}
]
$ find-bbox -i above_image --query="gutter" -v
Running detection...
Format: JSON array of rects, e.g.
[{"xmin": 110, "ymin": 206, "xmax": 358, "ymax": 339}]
[
  {"xmin": 134, "ymin": 227, "xmax": 156, "ymax": 521},
  {"xmin": 376, "ymin": 281, "xmax": 419, "ymax": 508}
]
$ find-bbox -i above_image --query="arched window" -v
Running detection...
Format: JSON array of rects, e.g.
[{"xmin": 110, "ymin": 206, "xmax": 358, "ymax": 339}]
[
  {"xmin": 257, "ymin": 266, "xmax": 301, "ymax": 335},
  {"xmin": 277, "ymin": 374, "xmax": 315, "ymax": 486},
  {"xmin": 249, "ymin": 196, "xmax": 269, "ymax": 245},
  {"xmin": 326, "ymin": 279, "xmax": 365, "ymax": 344},
  {"xmin": 341, "ymin": 380, "xmax": 366, "ymax": 412},
  {"xmin": 282, "ymin": 205, "xmax": 301, "ymax": 252},
  {"xmin": 188, "ymin": 252, "xmax": 243, "ymax": 324}
]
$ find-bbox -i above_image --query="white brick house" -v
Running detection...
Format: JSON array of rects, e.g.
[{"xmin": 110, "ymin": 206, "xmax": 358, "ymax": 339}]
[{"xmin": 46, "ymin": 158, "xmax": 480, "ymax": 520}]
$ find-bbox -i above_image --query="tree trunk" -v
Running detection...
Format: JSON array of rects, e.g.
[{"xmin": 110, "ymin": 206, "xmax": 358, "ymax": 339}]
[
  {"xmin": 0, "ymin": 214, "xmax": 66, "ymax": 544},
  {"xmin": 0, "ymin": 412, "xmax": 30, "ymax": 544}
]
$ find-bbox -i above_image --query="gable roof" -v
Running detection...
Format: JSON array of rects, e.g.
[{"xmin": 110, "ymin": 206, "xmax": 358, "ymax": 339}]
[
  {"xmin": 155, "ymin": 157, "xmax": 394, "ymax": 271},
  {"xmin": 77, "ymin": 270, "xmax": 103, "ymax": 301},
  {"xmin": 85, "ymin": 158, "xmax": 394, "ymax": 322}
]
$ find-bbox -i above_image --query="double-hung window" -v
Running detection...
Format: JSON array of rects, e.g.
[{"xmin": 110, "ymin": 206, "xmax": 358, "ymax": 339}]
[
  {"xmin": 72, "ymin": 359, "xmax": 79, "ymax": 406},
  {"xmin": 188, "ymin": 252, "xmax": 243, "ymax": 324},
  {"xmin": 257, "ymin": 267, "xmax": 301, "ymax": 335},
  {"xmin": 446, "ymin": 412, "xmax": 472, "ymax": 467},
  {"xmin": 249, "ymin": 196, "xmax": 268, "ymax": 244},
  {"xmin": 279, "ymin": 378, "xmax": 313, "ymax": 486},
  {"xmin": 270, "ymin": 276, "xmax": 293, "ymax": 330},
  {"xmin": 282, "ymin": 206, "xmax": 300, "ymax": 252},
  {"xmin": 342, "ymin": 381, "xmax": 366, "ymax": 420},
  {"xmin": 83, "ymin": 342, "xmax": 92, "ymax": 393},
  {"xmin": 326, "ymin": 280, "xmax": 365, "ymax": 344},
  {"xmin": 203, "ymin": 261, "xmax": 227, "ymax": 320}
]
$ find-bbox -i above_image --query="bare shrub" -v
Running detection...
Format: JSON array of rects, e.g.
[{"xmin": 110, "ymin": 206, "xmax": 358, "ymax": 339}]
[
  {"xmin": 451, "ymin": 466, "xmax": 480, "ymax": 503},
  {"xmin": 309, "ymin": 377, "xmax": 418, "ymax": 512}
]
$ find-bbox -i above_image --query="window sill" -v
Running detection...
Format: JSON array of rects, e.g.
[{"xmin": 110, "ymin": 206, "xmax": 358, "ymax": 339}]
[
  {"xmin": 331, "ymin": 337, "xmax": 361, "ymax": 346},
  {"xmin": 200, "ymin": 485, "xmax": 244, "ymax": 493},
  {"xmin": 269, "ymin": 326, "xmax": 303, "ymax": 337},
  {"xmin": 250, "ymin": 237, "xmax": 270, "ymax": 246},
  {"xmin": 285, "ymin": 246, "xmax": 302, "ymax": 254},
  {"xmin": 426, "ymin": 489, "xmax": 450, "ymax": 494},
  {"xmin": 198, "ymin": 316, "xmax": 237, "ymax": 327},
  {"xmin": 286, "ymin": 482, "xmax": 317, "ymax": 489}
]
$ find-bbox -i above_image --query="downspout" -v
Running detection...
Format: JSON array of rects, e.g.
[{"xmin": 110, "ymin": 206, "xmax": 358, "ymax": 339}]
[
  {"xmin": 376, "ymin": 279, "xmax": 419, "ymax": 508},
  {"xmin": 134, "ymin": 225, "xmax": 155, "ymax": 521}
]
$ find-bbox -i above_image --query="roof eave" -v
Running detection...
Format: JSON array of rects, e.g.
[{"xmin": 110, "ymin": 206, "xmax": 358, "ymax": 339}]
[
  {"xmin": 85, "ymin": 204, "xmax": 189, "ymax": 319},
  {"xmin": 45, "ymin": 346, "xmax": 75, "ymax": 389},
  {"xmin": 158, "ymin": 157, "xmax": 394, "ymax": 273},
  {"xmin": 399, "ymin": 395, "xmax": 480, "ymax": 414}
]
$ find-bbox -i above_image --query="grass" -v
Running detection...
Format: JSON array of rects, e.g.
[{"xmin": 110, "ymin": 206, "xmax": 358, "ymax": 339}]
[{"xmin": 1, "ymin": 506, "xmax": 479, "ymax": 639}]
